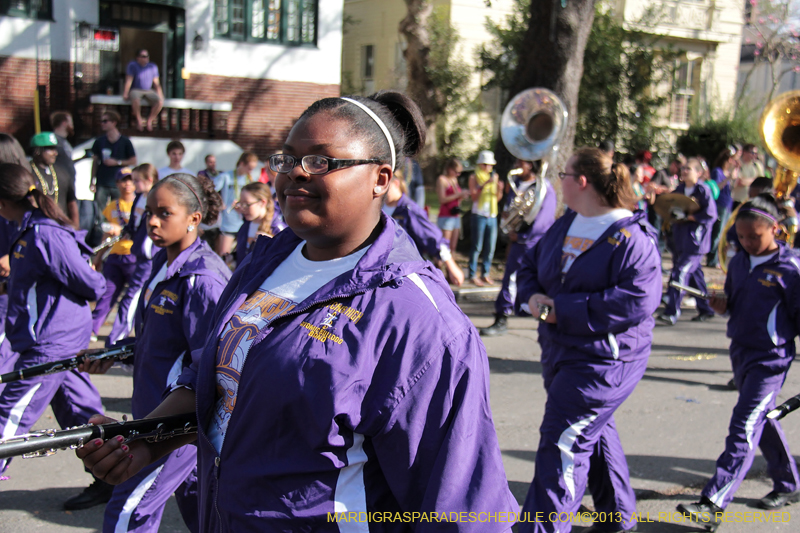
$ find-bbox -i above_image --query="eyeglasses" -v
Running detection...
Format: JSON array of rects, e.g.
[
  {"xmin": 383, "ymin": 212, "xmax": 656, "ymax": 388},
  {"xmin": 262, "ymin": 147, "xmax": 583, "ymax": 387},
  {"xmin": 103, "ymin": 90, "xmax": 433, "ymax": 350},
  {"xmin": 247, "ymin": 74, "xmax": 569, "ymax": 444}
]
[
  {"xmin": 139, "ymin": 54, "xmax": 149, "ymax": 58},
  {"xmin": 558, "ymin": 172, "xmax": 579, "ymax": 180},
  {"xmin": 234, "ymin": 200, "xmax": 260, "ymax": 209},
  {"xmin": 269, "ymin": 154, "xmax": 382, "ymax": 175}
]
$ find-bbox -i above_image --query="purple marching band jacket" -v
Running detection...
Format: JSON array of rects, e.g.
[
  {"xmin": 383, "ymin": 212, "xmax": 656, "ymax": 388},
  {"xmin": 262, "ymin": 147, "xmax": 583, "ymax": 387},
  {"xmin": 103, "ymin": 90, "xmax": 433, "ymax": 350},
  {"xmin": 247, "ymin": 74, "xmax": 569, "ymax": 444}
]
[
  {"xmin": 127, "ymin": 238, "xmax": 230, "ymax": 419},
  {"xmin": 504, "ymin": 176, "xmax": 557, "ymax": 246},
  {"xmin": 6, "ymin": 210, "xmax": 106, "ymax": 359},
  {"xmin": 176, "ymin": 214, "xmax": 517, "ymax": 531},
  {"xmin": 516, "ymin": 210, "xmax": 663, "ymax": 364},
  {"xmin": 0, "ymin": 218, "xmax": 18, "ymax": 363},
  {"xmin": 233, "ymin": 206, "xmax": 287, "ymax": 268},
  {"xmin": 725, "ymin": 243, "xmax": 800, "ymax": 366},
  {"xmin": 672, "ymin": 181, "xmax": 718, "ymax": 256},
  {"xmin": 124, "ymin": 192, "xmax": 156, "ymax": 261},
  {"xmin": 388, "ymin": 193, "xmax": 451, "ymax": 260}
]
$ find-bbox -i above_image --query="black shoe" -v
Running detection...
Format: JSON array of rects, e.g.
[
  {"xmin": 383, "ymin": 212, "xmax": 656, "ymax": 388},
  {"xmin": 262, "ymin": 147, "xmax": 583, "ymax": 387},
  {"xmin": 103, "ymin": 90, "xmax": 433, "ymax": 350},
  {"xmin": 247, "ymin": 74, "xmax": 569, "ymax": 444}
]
[
  {"xmin": 676, "ymin": 497, "xmax": 723, "ymax": 532},
  {"xmin": 655, "ymin": 314, "xmax": 675, "ymax": 326},
  {"xmin": 63, "ymin": 477, "xmax": 114, "ymax": 510},
  {"xmin": 691, "ymin": 313, "xmax": 715, "ymax": 322},
  {"xmin": 756, "ymin": 489, "xmax": 800, "ymax": 510},
  {"xmin": 726, "ymin": 377, "xmax": 738, "ymax": 391},
  {"xmin": 479, "ymin": 314, "xmax": 507, "ymax": 337}
]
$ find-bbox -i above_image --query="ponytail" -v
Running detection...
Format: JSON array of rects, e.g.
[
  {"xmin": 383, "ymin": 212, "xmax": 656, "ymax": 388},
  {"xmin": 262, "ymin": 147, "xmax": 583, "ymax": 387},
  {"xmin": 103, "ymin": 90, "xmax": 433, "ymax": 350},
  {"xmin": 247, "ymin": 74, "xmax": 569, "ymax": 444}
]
[
  {"xmin": 0, "ymin": 163, "xmax": 71, "ymax": 225},
  {"xmin": 572, "ymin": 147, "xmax": 636, "ymax": 209}
]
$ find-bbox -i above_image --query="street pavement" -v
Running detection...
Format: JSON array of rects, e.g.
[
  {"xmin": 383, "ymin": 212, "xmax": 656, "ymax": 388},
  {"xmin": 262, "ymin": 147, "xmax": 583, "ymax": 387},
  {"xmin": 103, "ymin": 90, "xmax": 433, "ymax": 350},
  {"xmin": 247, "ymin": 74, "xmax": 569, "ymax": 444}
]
[{"xmin": 1, "ymin": 293, "xmax": 799, "ymax": 532}]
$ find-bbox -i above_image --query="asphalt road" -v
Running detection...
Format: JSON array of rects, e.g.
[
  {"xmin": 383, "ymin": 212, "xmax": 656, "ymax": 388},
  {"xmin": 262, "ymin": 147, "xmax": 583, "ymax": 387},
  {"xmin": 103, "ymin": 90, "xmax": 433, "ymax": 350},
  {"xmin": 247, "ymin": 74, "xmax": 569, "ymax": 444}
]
[{"xmin": 1, "ymin": 297, "xmax": 799, "ymax": 532}]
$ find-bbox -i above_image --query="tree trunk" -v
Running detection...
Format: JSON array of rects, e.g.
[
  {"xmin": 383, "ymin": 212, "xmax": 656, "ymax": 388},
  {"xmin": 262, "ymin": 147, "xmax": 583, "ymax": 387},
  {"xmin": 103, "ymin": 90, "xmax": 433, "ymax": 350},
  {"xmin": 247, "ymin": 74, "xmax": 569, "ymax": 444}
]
[
  {"xmin": 496, "ymin": 0, "xmax": 597, "ymax": 184},
  {"xmin": 399, "ymin": 0, "xmax": 444, "ymax": 172}
]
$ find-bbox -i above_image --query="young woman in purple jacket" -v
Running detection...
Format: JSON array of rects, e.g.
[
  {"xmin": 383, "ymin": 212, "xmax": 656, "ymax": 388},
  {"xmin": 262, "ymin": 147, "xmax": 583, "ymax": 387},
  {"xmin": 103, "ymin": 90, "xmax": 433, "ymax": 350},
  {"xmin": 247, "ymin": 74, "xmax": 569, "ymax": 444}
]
[
  {"xmin": 515, "ymin": 147, "xmax": 662, "ymax": 533},
  {"xmin": 0, "ymin": 163, "xmax": 108, "ymax": 505},
  {"xmin": 77, "ymin": 92, "xmax": 517, "ymax": 531},
  {"xmin": 678, "ymin": 194, "xmax": 800, "ymax": 530},
  {"xmin": 81, "ymin": 172, "xmax": 230, "ymax": 532},
  {"xmin": 657, "ymin": 157, "xmax": 718, "ymax": 325}
]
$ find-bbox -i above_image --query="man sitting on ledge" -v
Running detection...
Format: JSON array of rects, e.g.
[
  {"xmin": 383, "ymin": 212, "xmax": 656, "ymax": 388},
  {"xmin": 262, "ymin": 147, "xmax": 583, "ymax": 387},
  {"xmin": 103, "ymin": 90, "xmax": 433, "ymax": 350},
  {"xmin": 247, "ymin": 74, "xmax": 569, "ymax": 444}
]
[{"xmin": 122, "ymin": 48, "xmax": 164, "ymax": 131}]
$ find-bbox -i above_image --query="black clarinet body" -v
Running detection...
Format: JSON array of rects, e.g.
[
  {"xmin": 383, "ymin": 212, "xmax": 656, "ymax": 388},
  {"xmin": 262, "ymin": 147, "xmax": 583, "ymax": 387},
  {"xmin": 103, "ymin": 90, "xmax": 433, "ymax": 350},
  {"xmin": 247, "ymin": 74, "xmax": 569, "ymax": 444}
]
[
  {"xmin": 767, "ymin": 393, "xmax": 800, "ymax": 420},
  {"xmin": 0, "ymin": 345, "xmax": 134, "ymax": 384},
  {"xmin": 0, "ymin": 413, "xmax": 198, "ymax": 460}
]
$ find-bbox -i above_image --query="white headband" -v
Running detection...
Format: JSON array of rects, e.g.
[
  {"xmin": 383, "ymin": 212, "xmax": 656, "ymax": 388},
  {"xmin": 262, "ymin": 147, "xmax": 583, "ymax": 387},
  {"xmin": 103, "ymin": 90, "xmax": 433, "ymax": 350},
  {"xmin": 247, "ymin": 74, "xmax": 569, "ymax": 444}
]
[{"xmin": 341, "ymin": 97, "xmax": 396, "ymax": 171}]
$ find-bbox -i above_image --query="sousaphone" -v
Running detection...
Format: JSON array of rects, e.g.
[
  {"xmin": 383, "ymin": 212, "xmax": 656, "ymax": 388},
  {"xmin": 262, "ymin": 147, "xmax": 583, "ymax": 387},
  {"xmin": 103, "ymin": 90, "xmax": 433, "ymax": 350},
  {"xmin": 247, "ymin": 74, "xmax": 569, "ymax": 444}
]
[{"xmin": 499, "ymin": 88, "xmax": 568, "ymax": 234}]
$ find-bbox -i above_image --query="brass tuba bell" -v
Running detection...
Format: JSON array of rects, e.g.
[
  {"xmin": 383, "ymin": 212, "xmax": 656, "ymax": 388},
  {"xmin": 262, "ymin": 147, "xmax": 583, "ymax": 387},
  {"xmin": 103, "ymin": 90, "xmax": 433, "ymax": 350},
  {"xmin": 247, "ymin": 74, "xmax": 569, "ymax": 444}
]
[
  {"xmin": 499, "ymin": 88, "xmax": 568, "ymax": 234},
  {"xmin": 718, "ymin": 90, "xmax": 800, "ymax": 272}
]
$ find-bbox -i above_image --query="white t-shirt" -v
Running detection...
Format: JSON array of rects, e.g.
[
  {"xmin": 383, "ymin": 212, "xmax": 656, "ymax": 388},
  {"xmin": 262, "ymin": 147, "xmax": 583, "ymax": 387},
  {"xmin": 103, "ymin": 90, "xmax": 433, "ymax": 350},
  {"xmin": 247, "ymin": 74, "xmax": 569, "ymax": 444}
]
[
  {"xmin": 208, "ymin": 242, "xmax": 370, "ymax": 452},
  {"xmin": 750, "ymin": 251, "xmax": 778, "ymax": 271},
  {"xmin": 561, "ymin": 209, "xmax": 633, "ymax": 274},
  {"xmin": 158, "ymin": 166, "xmax": 195, "ymax": 180}
]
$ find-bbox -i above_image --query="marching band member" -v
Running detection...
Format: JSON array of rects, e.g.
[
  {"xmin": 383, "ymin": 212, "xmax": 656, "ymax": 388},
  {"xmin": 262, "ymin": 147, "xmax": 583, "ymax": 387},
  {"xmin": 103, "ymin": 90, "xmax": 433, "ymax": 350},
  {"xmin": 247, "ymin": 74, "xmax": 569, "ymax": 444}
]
[
  {"xmin": 77, "ymin": 91, "xmax": 517, "ymax": 531},
  {"xmin": 383, "ymin": 172, "xmax": 465, "ymax": 285},
  {"xmin": 516, "ymin": 147, "xmax": 661, "ymax": 533},
  {"xmin": 678, "ymin": 194, "xmax": 800, "ymax": 530},
  {"xmin": 480, "ymin": 158, "xmax": 555, "ymax": 337},
  {"xmin": 657, "ymin": 157, "xmax": 718, "ymax": 325},
  {"xmin": 80, "ymin": 173, "xmax": 230, "ymax": 532},
  {"xmin": 0, "ymin": 163, "xmax": 108, "ymax": 507},
  {"xmin": 233, "ymin": 181, "xmax": 277, "ymax": 267},
  {"xmin": 104, "ymin": 163, "xmax": 158, "ymax": 345},
  {"xmin": 91, "ymin": 167, "xmax": 137, "ymax": 343}
]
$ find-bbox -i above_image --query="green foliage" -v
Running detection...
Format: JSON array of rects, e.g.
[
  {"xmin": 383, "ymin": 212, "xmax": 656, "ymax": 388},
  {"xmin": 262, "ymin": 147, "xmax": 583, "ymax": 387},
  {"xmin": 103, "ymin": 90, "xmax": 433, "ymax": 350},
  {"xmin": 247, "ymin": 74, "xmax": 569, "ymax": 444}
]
[
  {"xmin": 576, "ymin": 6, "xmax": 678, "ymax": 156},
  {"xmin": 426, "ymin": 6, "xmax": 484, "ymax": 163},
  {"xmin": 478, "ymin": 1, "xmax": 679, "ymax": 157},
  {"xmin": 676, "ymin": 114, "xmax": 761, "ymax": 165},
  {"xmin": 477, "ymin": 0, "xmax": 530, "ymax": 92}
]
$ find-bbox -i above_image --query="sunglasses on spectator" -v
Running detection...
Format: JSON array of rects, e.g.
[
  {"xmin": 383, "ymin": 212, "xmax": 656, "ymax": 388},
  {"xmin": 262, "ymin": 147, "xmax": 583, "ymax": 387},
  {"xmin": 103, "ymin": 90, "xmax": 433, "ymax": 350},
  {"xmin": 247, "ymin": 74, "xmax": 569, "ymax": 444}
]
[{"xmin": 139, "ymin": 54, "xmax": 149, "ymax": 58}]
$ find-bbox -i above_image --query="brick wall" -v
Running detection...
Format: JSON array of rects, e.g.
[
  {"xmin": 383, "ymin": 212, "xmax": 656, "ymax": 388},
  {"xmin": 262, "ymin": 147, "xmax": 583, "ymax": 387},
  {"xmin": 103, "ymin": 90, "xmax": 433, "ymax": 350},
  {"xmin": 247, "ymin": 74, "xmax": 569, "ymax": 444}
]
[
  {"xmin": 0, "ymin": 55, "xmax": 339, "ymax": 159},
  {"xmin": 186, "ymin": 74, "xmax": 340, "ymax": 159}
]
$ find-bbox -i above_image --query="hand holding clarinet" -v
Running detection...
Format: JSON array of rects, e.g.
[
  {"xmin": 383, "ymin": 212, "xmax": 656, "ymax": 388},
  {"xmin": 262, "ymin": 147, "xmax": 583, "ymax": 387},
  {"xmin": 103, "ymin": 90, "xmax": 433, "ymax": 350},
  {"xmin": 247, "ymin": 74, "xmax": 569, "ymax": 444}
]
[{"xmin": 668, "ymin": 281, "xmax": 727, "ymax": 315}]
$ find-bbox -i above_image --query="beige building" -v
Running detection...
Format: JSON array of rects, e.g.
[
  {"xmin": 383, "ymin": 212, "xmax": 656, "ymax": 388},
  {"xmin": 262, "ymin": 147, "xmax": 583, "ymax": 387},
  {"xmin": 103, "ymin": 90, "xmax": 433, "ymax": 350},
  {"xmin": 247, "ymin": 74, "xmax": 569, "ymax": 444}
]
[
  {"xmin": 617, "ymin": 0, "xmax": 745, "ymax": 143},
  {"xmin": 341, "ymin": 0, "xmax": 517, "ymax": 156},
  {"xmin": 341, "ymin": 0, "xmax": 745, "ymax": 154}
]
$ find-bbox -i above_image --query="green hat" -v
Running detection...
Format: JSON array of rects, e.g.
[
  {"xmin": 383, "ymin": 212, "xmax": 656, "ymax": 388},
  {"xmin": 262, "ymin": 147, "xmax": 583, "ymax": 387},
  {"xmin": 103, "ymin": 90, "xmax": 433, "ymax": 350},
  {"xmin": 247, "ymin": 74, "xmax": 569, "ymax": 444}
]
[{"xmin": 31, "ymin": 132, "xmax": 58, "ymax": 148}]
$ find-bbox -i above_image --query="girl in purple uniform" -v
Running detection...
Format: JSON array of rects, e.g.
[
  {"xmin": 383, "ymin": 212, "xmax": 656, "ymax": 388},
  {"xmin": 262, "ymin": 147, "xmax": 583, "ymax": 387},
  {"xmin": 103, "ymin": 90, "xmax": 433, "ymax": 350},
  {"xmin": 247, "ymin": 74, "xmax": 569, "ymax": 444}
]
[
  {"xmin": 77, "ymin": 91, "xmax": 517, "ymax": 532},
  {"xmin": 678, "ymin": 194, "xmax": 800, "ymax": 531},
  {"xmin": 657, "ymin": 157, "xmax": 718, "ymax": 325},
  {"xmin": 232, "ymin": 181, "xmax": 275, "ymax": 267},
  {"xmin": 383, "ymin": 173, "xmax": 465, "ymax": 285},
  {"xmin": 80, "ymin": 173, "xmax": 230, "ymax": 532},
  {"xmin": 0, "ymin": 163, "xmax": 108, "ymax": 505},
  {"xmin": 516, "ymin": 148, "xmax": 662, "ymax": 533}
]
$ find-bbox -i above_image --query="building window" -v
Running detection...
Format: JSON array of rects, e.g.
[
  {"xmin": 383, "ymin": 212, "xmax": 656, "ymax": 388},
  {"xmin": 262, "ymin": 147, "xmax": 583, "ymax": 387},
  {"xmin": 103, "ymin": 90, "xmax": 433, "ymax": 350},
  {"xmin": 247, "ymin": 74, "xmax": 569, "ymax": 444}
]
[
  {"xmin": 1, "ymin": 0, "xmax": 52, "ymax": 20},
  {"xmin": 214, "ymin": 0, "xmax": 317, "ymax": 45},
  {"xmin": 671, "ymin": 58, "xmax": 699, "ymax": 126},
  {"xmin": 362, "ymin": 44, "xmax": 374, "ymax": 80}
]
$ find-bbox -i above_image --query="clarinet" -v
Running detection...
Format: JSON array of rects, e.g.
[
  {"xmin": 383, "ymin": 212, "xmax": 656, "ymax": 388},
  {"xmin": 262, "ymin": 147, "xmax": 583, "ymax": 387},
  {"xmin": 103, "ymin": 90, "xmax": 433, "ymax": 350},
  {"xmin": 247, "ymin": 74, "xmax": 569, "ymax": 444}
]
[
  {"xmin": 0, "ymin": 345, "xmax": 134, "ymax": 384},
  {"xmin": 0, "ymin": 413, "xmax": 197, "ymax": 460},
  {"xmin": 767, "ymin": 393, "xmax": 800, "ymax": 420}
]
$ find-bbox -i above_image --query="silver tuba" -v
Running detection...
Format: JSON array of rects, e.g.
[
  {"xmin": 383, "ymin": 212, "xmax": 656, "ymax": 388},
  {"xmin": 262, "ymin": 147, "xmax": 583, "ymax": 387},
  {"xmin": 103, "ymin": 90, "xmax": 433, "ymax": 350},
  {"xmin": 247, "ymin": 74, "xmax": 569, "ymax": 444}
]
[{"xmin": 499, "ymin": 88, "xmax": 568, "ymax": 234}]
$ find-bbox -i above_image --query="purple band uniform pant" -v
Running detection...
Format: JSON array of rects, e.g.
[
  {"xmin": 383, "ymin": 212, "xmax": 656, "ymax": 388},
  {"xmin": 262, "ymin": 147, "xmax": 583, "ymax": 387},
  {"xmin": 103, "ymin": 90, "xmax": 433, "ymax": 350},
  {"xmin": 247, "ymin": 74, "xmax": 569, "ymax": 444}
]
[
  {"xmin": 107, "ymin": 259, "xmax": 152, "ymax": 346},
  {"xmin": 663, "ymin": 252, "xmax": 713, "ymax": 318},
  {"xmin": 519, "ymin": 357, "xmax": 648, "ymax": 533},
  {"xmin": 93, "ymin": 254, "xmax": 138, "ymax": 337},
  {"xmin": 0, "ymin": 355, "xmax": 103, "ymax": 472},
  {"xmin": 701, "ymin": 345, "xmax": 799, "ymax": 508},
  {"xmin": 495, "ymin": 241, "xmax": 534, "ymax": 316},
  {"xmin": 104, "ymin": 444, "xmax": 199, "ymax": 533}
]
